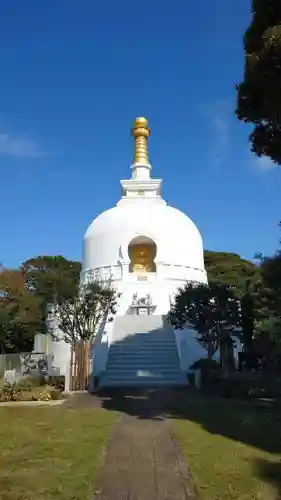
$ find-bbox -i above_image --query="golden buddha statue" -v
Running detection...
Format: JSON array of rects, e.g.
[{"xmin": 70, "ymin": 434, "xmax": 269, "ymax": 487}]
[{"xmin": 129, "ymin": 244, "xmax": 156, "ymax": 273}]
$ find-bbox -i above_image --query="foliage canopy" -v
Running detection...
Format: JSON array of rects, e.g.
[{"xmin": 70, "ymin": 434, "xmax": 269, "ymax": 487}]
[
  {"xmin": 51, "ymin": 281, "xmax": 120, "ymax": 344},
  {"xmin": 168, "ymin": 281, "xmax": 241, "ymax": 371},
  {"xmin": 236, "ymin": 0, "xmax": 281, "ymax": 163}
]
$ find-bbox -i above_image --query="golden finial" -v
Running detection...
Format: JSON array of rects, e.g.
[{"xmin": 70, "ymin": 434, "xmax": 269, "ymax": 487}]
[{"xmin": 131, "ymin": 117, "xmax": 150, "ymax": 165}]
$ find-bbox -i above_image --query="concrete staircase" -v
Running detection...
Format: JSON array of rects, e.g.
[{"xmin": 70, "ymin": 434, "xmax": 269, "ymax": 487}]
[{"xmin": 100, "ymin": 315, "xmax": 187, "ymax": 388}]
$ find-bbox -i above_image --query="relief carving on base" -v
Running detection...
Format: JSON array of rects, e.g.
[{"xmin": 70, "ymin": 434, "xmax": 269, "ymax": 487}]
[{"xmin": 131, "ymin": 293, "xmax": 152, "ymax": 306}]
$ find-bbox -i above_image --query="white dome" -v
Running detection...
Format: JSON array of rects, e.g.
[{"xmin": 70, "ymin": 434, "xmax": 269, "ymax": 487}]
[{"xmin": 83, "ymin": 198, "xmax": 204, "ymax": 272}]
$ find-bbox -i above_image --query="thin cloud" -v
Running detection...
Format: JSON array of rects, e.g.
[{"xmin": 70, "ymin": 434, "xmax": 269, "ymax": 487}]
[
  {"xmin": 254, "ymin": 155, "xmax": 279, "ymax": 171},
  {"xmin": 212, "ymin": 113, "xmax": 229, "ymax": 165},
  {"xmin": 0, "ymin": 133, "xmax": 44, "ymax": 158},
  {"xmin": 205, "ymin": 100, "xmax": 232, "ymax": 166},
  {"xmin": 205, "ymin": 100, "xmax": 281, "ymax": 172}
]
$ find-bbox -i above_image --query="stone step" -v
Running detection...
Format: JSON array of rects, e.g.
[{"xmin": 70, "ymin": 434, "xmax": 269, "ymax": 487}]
[
  {"xmin": 107, "ymin": 359, "xmax": 181, "ymax": 367},
  {"xmin": 107, "ymin": 353, "xmax": 179, "ymax": 365},
  {"xmin": 105, "ymin": 367, "xmax": 184, "ymax": 375},
  {"xmin": 127, "ymin": 332, "xmax": 174, "ymax": 336},
  {"xmin": 101, "ymin": 370, "xmax": 184, "ymax": 380},
  {"xmin": 107, "ymin": 355, "xmax": 180, "ymax": 363},
  {"xmin": 110, "ymin": 344, "xmax": 177, "ymax": 350},
  {"xmin": 109, "ymin": 345, "xmax": 179, "ymax": 353},
  {"xmin": 106, "ymin": 365, "xmax": 181, "ymax": 377},
  {"xmin": 110, "ymin": 335, "xmax": 175, "ymax": 345},
  {"xmin": 108, "ymin": 350, "xmax": 179, "ymax": 356},
  {"xmin": 109, "ymin": 348, "xmax": 178, "ymax": 354},
  {"xmin": 100, "ymin": 378, "xmax": 187, "ymax": 387},
  {"xmin": 101, "ymin": 314, "xmax": 187, "ymax": 388},
  {"xmin": 112, "ymin": 337, "xmax": 176, "ymax": 343},
  {"xmin": 109, "ymin": 349, "xmax": 178, "ymax": 355},
  {"xmin": 108, "ymin": 356, "xmax": 179, "ymax": 363},
  {"xmin": 107, "ymin": 361, "xmax": 180, "ymax": 369},
  {"xmin": 101, "ymin": 377, "xmax": 187, "ymax": 386}
]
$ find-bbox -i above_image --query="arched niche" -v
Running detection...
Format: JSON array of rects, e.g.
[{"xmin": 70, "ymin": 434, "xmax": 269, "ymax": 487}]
[{"xmin": 128, "ymin": 235, "xmax": 157, "ymax": 274}]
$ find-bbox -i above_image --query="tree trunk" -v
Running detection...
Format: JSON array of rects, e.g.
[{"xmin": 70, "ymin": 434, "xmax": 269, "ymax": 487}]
[
  {"xmin": 226, "ymin": 336, "xmax": 236, "ymax": 372},
  {"xmin": 218, "ymin": 321, "xmax": 236, "ymax": 379},
  {"xmin": 217, "ymin": 323, "xmax": 227, "ymax": 378},
  {"xmin": 207, "ymin": 339, "xmax": 213, "ymax": 362},
  {"xmin": 219, "ymin": 337, "xmax": 229, "ymax": 378},
  {"xmin": 71, "ymin": 340, "xmax": 92, "ymax": 391}
]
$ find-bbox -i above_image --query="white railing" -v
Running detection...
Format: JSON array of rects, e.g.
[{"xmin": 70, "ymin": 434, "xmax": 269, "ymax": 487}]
[
  {"xmin": 161, "ymin": 264, "xmax": 207, "ymax": 282},
  {"xmin": 82, "ymin": 263, "xmax": 207, "ymax": 285},
  {"xmin": 82, "ymin": 265, "xmax": 123, "ymax": 284}
]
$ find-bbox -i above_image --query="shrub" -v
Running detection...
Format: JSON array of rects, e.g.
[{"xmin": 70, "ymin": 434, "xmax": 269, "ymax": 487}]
[
  {"xmin": 189, "ymin": 358, "xmax": 221, "ymax": 392},
  {"xmin": 17, "ymin": 374, "xmax": 48, "ymax": 390},
  {"xmin": 31, "ymin": 391, "xmax": 51, "ymax": 402},
  {"xmin": 219, "ymin": 374, "xmax": 281, "ymax": 400},
  {"xmin": 0, "ymin": 380, "xmax": 63, "ymax": 403},
  {"xmin": 93, "ymin": 376, "xmax": 100, "ymax": 389},
  {"xmin": 17, "ymin": 377, "xmax": 33, "ymax": 392},
  {"xmin": 221, "ymin": 378, "xmax": 236, "ymax": 398},
  {"xmin": 49, "ymin": 389, "xmax": 62, "ymax": 400},
  {"xmin": 190, "ymin": 358, "xmax": 220, "ymax": 372},
  {"xmin": 0, "ymin": 382, "xmax": 21, "ymax": 402},
  {"xmin": 187, "ymin": 372, "xmax": 195, "ymax": 386},
  {"xmin": 48, "ymin": 376, "xmax": 65, "ymax": 392}
]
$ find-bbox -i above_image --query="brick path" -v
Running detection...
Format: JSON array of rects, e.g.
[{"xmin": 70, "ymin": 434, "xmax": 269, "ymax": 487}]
[{"xmin": 66, "ymin": 390, "xmax": 198, "ymax": 500}]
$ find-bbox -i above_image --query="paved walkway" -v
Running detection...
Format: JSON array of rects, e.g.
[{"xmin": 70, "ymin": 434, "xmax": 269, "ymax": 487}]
[{"xmin": 66, "ymin": 390, "xmax": 198, "ymax": 500}]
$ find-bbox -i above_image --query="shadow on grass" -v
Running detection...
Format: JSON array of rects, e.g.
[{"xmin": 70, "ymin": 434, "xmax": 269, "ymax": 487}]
[
  {"xmin": 94, "ymin": 327, "xmax": 281, "ymax": 444},
  {"xmin": 254, "ymin": 458, "xmax": 281, "ymax": 498},
  {"xmin": 71, "ymin": 326, "xmax": 281, "ymax": 495},
  {"xmin": 98, "ymin": 386, "xmax": 280, "ymax": 448},
  {"xmin": 95, "ymin": 386, "xmax": 281, "ymax": 496}
]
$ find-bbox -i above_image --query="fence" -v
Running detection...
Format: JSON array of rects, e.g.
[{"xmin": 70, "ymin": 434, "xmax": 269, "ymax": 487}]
[
  {"xmin": 0, "ymin": 352, "xmax": 53, "ymax": 379},
  {"xmin": 0, "ymin": 345, "xmax": 93, "ymax": 392}
]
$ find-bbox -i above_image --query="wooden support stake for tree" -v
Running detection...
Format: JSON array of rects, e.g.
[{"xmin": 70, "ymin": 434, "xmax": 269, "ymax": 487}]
[{"xmin": 69, "ymin": 340, "xmax": 92, "ymax": 391}]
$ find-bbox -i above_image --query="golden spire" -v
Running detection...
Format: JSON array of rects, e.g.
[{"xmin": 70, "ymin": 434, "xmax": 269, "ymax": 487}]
[{"xmin": 131, "ymin": 117, "xmax": 150, "ymax": 165}]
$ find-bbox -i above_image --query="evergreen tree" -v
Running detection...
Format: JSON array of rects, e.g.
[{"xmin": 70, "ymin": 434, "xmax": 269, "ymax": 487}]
[{"xmin": 236, "ymin": 0, "xmax": 281, "ymax": 164}]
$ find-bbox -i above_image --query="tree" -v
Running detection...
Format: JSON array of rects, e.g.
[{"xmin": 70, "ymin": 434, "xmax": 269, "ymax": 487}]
[
  {"xmin": 204, "ymin": 251, "xmax": 263, "ymax": 361},
  {"xmin": 260, "ymin": 252, "xmax": 281, "ymax": 316},
  {"xmin": 51, "ymin": 280, "xmax": 120, "ymax": 390},
  {"xmin": 52, "ymin": 281, "xmax": 119, "ymax": 343},
  {"xmin": 168, "ymin": 282, "xmax": 241, "ymax": 376},
  {"xmin": 0, "ymin": 267, "xmax": 42, "ymax": 353},
  {"xmin": 0, "ymin": 308, "xmax": 13, "ymax": 355},
  {"xmin": 204, "ymin": 250, "xmax": 260, "ymax": 297},
  {"xmin": 21, "ymin": 256, "xmax": 81, "ymax": 303},
  {"xmin": 236, "ymin": 0, "xmax": 281, "ymax": 164},
  {"xmin": 254, "ymin": 237, "xmax": 281, "ymax": 356},
  {"xmin": 21, "ymin": 256, "xmax": 82, "ymax": 334}
]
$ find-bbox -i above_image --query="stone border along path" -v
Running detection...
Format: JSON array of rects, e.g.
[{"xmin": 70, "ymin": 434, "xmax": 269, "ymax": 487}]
[
  {"xmin": 66, "ymin": 390, "xmax": 198, "ymax": 500},
  {"xmin": 0, "ymin": 399, "xmax": 65, "ymax": 407}
]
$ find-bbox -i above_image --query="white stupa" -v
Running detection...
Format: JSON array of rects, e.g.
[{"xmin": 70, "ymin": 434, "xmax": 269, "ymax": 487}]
[
  {"xmin": 82, "ymin": 117, "xmax": 208, "ymax": 387},
  {"xmin": 33, "ymin": 117, "xmax": 209, "ymax": 386}
]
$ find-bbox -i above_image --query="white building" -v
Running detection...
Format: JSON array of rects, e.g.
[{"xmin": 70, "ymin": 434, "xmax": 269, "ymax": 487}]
[
  {"xmin": 82, "ymin": 117, "xmax": 208, "ymax": 387},
  {"xmin": 34, "ymin": 117, "xmax": 210, "ymax": 387}
]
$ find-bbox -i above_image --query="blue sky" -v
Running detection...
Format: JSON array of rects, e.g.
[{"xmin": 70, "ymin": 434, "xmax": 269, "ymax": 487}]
[{"xmin": 1, "ymin": 0, "xmax": 280, "ymax": 268}]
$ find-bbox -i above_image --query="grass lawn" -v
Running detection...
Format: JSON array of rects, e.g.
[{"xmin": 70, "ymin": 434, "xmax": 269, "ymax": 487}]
[
  {"xmin": 0, "ymin": 406, "xmax": 117, "ymax": 500},
  {"xmin": 172, "ymin": 393, "xmax": 281, "ymax": 499}
]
